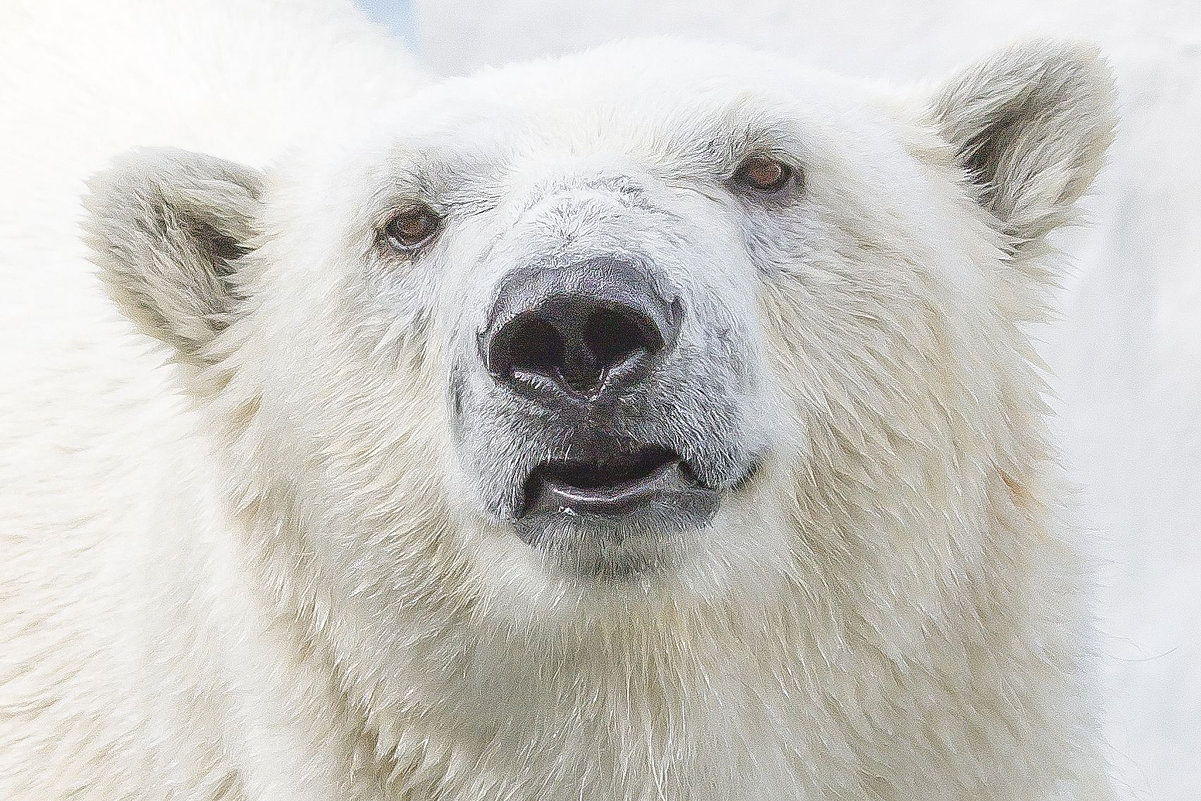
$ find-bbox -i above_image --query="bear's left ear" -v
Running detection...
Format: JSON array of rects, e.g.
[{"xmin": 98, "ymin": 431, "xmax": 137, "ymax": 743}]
[
  {"xmin": 85, "ymin": 147, "xmax": 264, "ymax": 366},
  {"xmin": 929, "ymin": 40, "xmax": 1117, "ymax": 249}
]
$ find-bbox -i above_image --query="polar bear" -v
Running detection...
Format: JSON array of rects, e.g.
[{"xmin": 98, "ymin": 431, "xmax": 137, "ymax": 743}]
[{"xmin": 0, "ymin": 2, "xmax": 1116, "ymax": 800}]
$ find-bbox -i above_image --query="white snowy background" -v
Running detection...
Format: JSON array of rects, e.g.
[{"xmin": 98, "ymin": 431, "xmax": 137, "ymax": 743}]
[{"xmin": 353, "ymin": 1, "xmax": 1201, "ymax": 798}]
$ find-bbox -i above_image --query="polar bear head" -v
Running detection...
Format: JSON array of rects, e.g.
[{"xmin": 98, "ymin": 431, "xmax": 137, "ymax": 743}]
[{"xmin": 87, "ymin": 40, "xmax": 1114, "ymax": 633}]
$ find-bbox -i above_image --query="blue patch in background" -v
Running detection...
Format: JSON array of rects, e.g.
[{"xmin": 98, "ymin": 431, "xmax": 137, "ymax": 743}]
[{"xmin": 355, "ymin": 0, "xmax": 420, "ymax": 52}]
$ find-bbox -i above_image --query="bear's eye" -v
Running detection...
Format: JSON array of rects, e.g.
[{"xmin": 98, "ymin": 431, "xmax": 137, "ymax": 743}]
[
  {"xmin": 731, "ymin": 155, "xmax": 794, "ymax": 194},
  {"xmin": 384, "ymin": 204, "xmax": 442, "ymax": 252}
]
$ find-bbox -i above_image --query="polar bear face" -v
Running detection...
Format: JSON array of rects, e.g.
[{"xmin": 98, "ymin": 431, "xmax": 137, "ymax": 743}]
[{"xmin": 88, "ymin": 40, "xmax": 1113, "ymax": 628}]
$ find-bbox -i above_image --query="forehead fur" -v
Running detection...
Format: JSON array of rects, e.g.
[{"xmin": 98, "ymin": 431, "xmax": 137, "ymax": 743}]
[
  {"xmin": 278, "ymin": 38, "xmax": 948, "ymax": 275},
  {"xmin": 332, "ymin": 39, "xmax": 910, "ymax": 180}
]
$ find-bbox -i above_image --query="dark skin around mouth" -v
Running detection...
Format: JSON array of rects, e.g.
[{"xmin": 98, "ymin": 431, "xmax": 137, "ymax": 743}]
[{"xmin": 521, "ymin": 445, "xmax": 700, "ymax": 516}]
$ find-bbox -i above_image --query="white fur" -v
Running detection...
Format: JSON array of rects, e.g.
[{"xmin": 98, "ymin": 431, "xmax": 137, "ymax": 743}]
[{"xmin": 0, "ymin": 2, "xmax": 1115, "ymax": 799}]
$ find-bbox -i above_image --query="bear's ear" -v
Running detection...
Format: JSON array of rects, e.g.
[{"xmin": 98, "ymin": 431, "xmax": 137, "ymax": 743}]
[
  {"xmin": 929, "ymin": 40, "xmax": 1116, "ymax": 249},
  {"xmin": 85, "ymin": 148, "xmax": 263, "ymax": 365}
]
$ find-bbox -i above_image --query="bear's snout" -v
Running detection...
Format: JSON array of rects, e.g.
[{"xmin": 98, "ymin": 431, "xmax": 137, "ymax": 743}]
[
  {"xmin": 451, "ymin": 241, "xmax": 765, "ymax": 570},
  {"xmin": 479, "ymin": 256, "xmax": 682, "ymax": 406}
]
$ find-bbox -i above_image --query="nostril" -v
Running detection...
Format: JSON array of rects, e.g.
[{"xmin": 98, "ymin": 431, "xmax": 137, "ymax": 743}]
[
  {"xmin": 583, "ymin": 306, "xmax": 663, "ymax": 369},
  {"xmin": 489, "ymin": 313, "xmax": 565, "ymax": 380},
  {"xmin": 513, "ymin": 315, "xmax": 564, "ymax": 373}
]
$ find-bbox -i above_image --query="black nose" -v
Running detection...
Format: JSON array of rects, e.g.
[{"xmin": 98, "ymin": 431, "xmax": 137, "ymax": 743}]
[{"xmin": 482, "ymin": 257, "xmax": 681, "ymax": 401}]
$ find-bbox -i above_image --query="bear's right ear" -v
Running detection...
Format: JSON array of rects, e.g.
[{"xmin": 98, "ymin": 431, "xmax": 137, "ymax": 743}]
[{"xmin": 85, "ymin": 148, "xmax": 263, "ymax": 365}]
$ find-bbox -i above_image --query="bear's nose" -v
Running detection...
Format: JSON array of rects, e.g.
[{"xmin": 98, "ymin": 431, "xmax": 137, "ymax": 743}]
[{"xmin": 481, "ymin": 257, "xmax": 682, "ymax": 402}]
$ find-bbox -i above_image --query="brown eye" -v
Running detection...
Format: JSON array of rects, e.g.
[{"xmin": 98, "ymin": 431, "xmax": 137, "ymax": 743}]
[
  {"xmin": 384, "ymin": 204, "xmax": 441, "ymax": 252},
  {"xmin": 732, "ymin": 155, "xmax": 793, "ymax": 193}
]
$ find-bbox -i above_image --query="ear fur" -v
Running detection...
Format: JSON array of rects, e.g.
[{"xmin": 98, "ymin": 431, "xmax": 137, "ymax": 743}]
[
  {"xmin": 85, "ymin": 148, "xmax": 263, "ymax": 364},
  {"xmin": 930, "ymin": 40, "xmax": 1117, "ymax": 249}
]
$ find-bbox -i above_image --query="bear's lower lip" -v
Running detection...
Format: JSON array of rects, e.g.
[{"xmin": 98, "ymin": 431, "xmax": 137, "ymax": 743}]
[
  {"xmin": 521, "ymin": 445, "xmax": 694, "ymax": 516},
  {"xmin": 512, "ymin": 444, "xmax": 726, "ymax": 577}
]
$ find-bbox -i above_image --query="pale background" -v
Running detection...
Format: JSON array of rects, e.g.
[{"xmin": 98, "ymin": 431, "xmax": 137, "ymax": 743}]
[{"xmin": 358, "ymin": 2, "xmax": 1200, "ymax": 798}]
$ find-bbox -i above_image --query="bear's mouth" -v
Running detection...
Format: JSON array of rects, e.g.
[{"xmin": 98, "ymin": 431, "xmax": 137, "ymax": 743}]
[{"xmin": 521, "ymin": 445, "xmax": 701, "ymax": 517}]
